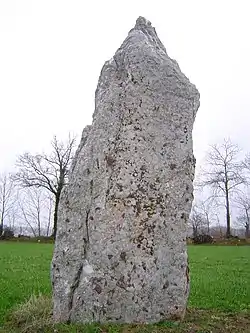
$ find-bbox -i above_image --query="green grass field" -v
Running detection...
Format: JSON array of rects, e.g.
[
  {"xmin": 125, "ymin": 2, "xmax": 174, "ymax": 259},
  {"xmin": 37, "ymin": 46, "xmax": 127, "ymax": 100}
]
[
  {"xmin": 0, "ymin": 242, "xmax": 249, "ymax": 332},
  {"xmin": 0, "ymin": 242, "xmax": 52, "ymax": 324}
]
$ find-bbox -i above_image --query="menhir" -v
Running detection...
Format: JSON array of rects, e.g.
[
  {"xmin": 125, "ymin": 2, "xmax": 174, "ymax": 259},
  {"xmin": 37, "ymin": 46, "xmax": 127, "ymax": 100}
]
[{"xmin": 52, "ymin": 16, "xmax": 200, "ymax": 324}]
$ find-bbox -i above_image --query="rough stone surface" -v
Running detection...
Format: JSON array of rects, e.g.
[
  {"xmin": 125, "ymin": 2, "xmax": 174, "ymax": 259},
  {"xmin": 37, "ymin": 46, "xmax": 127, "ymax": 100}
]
[{"xmin": 52, "ymin": 16, "xmax": 200, "ymax": 324}]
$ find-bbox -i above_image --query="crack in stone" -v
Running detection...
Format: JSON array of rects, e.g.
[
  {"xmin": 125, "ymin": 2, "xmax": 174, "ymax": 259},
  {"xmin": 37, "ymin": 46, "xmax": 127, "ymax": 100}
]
[
  {"xmin": 85, "ymin": 209, "xmax": 90, "ymax": 246},
  {"xmin": 68, "ymin": 263, "xmax": 83, "ymax": 322}
]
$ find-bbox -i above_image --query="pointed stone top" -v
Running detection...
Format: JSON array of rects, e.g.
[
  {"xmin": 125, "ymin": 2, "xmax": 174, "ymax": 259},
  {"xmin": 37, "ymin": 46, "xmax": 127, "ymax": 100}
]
[
  {"xmin": 131, "ymin": 16, "xmax": 167, "ymax": 56},
  {"xmin": 135, "ymin": 16, "xmax": 152, "ymax": 28}
]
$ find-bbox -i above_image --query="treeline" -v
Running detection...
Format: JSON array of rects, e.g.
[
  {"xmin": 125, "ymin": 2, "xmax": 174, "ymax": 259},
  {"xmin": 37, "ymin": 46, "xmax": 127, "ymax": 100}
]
[
  {"xmin": 191, "ymin": 139, "xmax": 250, "ymax": 239},
  {"xmin": 1, "ymin": 136, "xmax": 249, "ymax": 239},
  {"xmin": 0, "ymin": 135, "xmax": 76, "ymax": 239}
]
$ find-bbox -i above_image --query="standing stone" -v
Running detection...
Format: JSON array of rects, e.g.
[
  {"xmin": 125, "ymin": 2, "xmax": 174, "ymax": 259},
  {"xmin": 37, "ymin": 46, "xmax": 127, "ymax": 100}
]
[{"xmin": 52, "ymin": 16, "xmax": 200, "ymax": 324}]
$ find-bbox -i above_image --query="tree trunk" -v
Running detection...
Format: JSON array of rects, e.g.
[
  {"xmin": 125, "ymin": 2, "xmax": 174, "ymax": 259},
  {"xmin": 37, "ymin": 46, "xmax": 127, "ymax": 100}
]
[
  {"xmin": 245, "ymin": 209, "xmax": 250, "ymax": 239},
  {"xmin": 38, "ymin": 212, "xmax": 41, "ymax": 237},
  {"xmin": 46, "ymin": 198, "xmax": 53, "ymax": 237},
  {"xmin": 245, "ymin": 224, "xmax": 250, "ymax": 239},
  {"xmin": 52, "ymin": 191, "xmax": 61, "ymax": 239},
  {"xmin": 206, "ymin": 213, "xmax": 210, "ymax": 234},
  {"xmin": 192, "ymin": 225, "xmax": 198, "ymax": 238},
  {"xmin": 225, "ymin": 186, "xmax": 231, "ymax": 238},
  {"xmin": 0, "ymin": 212, "xmax": 4, "ymax": 235}
]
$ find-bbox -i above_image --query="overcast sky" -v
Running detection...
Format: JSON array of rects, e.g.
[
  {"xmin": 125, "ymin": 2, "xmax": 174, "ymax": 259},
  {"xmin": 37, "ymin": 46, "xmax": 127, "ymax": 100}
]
[{"xmin": 0, "ymin": 0, "xmax": 249, "ymax": 173}]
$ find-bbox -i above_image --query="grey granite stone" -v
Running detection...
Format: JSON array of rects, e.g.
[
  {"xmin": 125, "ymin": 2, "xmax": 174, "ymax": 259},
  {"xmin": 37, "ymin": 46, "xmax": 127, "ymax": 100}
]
[{"xmin": 52, "ymin": 16, "xmax": 200, "ymax": 324}]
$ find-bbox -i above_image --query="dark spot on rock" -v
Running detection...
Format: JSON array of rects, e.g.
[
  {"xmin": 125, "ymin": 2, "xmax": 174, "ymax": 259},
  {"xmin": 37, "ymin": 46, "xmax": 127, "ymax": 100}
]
[
  {"xmin": 108, "ymin": 254, "xmax": 113, "ymax": 260},
  {"xmin": 122, "ymin": 212, "xmax": 125, "ymax": 218},
  {"xmin": 65, "ymin": 218, "xmax": 70, "ymax": 223},
  {"xmin": 111, "ymin": 262, "xmax": 119, "ymax": 269},
  {"xmin": 156, "ymin": 195, "xmax": 164, "ymax": 204},
  {"xmin": 120, "ymin": 251, "xmax": 127, "ymax": 262},
  {"xmin": 89, "ymin": 216, "xmax": 94, "ymax": 220},
  {"xmin": 138, "ymin": 186, "xmax": 147, "ymax": 194},
  {"xmin": 90, "ymin": 179, "xmax": 93, "ymax": 194},
  {"xmin": 142, "ymin": 262, "xmax": 146, "ymax": 271},
  {"xmin": 142, "ymin": 307, "xmax": 149, "ymax": 312},
  {"xmin": 149, "ymin": 183, "xmax": 156, "ymax": 190},
  {"xmin": 175, "ymin": 306, "xmax": 179, "ymax": 310},
  {"xmin": 170, "ymin": 163, "xmax": 176, "ymax": 170},
  {"xmin": 163, "ymin": 281, "xmax": 169, "ymax": 289},
  {"xmin": 116, "ymin": 275, "xmax": 127, "ymax": 290},
  {"xmin": 106, "ymin": 154, "xmax": 116, "ymax": 167},
  {"xmin": 116, "ymin": 183, "xmax": 123, "ymax": 192},
  {"xmin": 136, "ymin": 201, "xmax": 141, "ymax": 216},
  {"xmin": 181, "ymin": 213, "xmax": 185, "ymax": 219},
  {"xmin": 94, "ymin": 284, "xmax": 102, "ymax": 294}
]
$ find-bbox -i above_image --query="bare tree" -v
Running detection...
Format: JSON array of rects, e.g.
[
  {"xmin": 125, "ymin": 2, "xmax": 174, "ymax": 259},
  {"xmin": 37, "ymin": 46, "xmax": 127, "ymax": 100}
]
[
  {"xmin": 18, "ymin": 198, "xmax": 37, "ymax": 237},
  {"xmin": 189, "ymin": 204, "xmax": 206, "ymax": 238},
  {"xmin": 198, "ymin": 139, "xmax": 245, "ymax": 238},
  {"xmin": 18, "ymin": 187, "xmax": 52, "ymax": 237},
  {"xmin": 13, "ymin": 135, "xmax": 75, "ymax": 238},
  {"xmin": 0, "ymin": 173, "xmax": 16, "ymax": 235},
  {"xmin": 198, "ymin": 197, "xmax": 218, "ymax": 235},
  {"xmin": 243, "ymin": 153, "xmax": 250, "ymax": 182},
  {"xmin": 6, "ymin": 205, "xmax": 19, "ymax": 232},
  {"xmin": 234, "ymin": 191, "xmax": 250, "ymax": 238},
  {"xmin": 45, "ymin": 194, "xmax": 54, "ymax": 237},
  {"xmin": 215, "ymin": 214, "xmax": 223, "ymax": 238}
]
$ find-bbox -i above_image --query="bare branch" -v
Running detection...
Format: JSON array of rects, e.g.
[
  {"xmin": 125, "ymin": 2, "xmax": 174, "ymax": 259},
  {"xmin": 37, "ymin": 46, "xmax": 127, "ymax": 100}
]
[
  {"xmin": 13, "ymin": 134, "xmax": 76, "ymax": 237},
  {"xmin": 197, "ymin": 138, "xmax": 245, "ymax": 237},
  {"xmin": 0, "ymin": 173, "xmax": 17, "ymax": 233}
]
